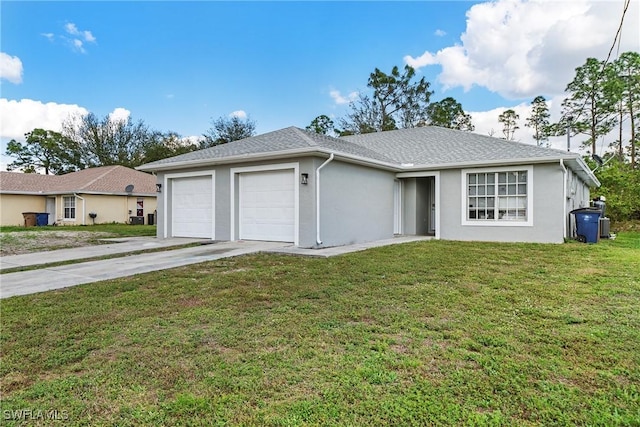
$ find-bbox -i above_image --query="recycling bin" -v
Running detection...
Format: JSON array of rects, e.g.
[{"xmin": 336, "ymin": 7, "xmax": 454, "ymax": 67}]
[
  {"xmin": 572, "ymin": 208, "xmax": 601, "ymax": 243},
  {"xmin": 36, "ymin": 212, "xmax": 49, "ymax": 226}
]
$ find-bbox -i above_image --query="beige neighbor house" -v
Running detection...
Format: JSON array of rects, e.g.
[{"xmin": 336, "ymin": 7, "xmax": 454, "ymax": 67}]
[{"xmin": 0, "ymin": 165, "xmax": 157, "ymax": 227}]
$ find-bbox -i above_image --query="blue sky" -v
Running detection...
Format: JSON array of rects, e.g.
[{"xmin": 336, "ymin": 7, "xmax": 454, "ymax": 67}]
[{"xmin": 1, "ymin": 0, "xmax": 638, "ymax": 169}]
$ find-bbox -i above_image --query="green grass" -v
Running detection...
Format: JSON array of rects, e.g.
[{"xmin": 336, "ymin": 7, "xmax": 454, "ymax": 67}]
[
  {"xmin": 0, "ymin": 223, "xmax": 156, "ymax": 236},
  {"xmin": 1, "ymin": 236, "xmax": 639, "ymax": 426}
]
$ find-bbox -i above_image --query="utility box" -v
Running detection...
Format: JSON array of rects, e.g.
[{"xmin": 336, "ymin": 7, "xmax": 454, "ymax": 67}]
[
  {"xmin": 129, "ymin": 216, "xmax": 144, "ymax": 225},
  {"xmin": 599, "ymin": 217, "xmax": 610, "ymax": 239}
]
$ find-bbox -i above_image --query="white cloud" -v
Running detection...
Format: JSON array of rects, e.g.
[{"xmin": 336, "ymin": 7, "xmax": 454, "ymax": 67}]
[
  {"xmin": 65, "ymin": 23, "xmax": 80, "ymax": 36},
  {"xmin": 434, "ymin": 29, "xmax": 446, "ymax": 37},
  {"xmin": 468, "ymin": 95, "xmax": 618, "ymax": 154},
  {"xmin": 108, "ymin": 107, "xmax": 131, "ymax": 124},
  {"xmin": 41, "ymin": 33, "xmax": 54, "ymax": 42},
  {"xmin": 72, "ymin": 39, "xmax": 85, "ymax": 54},
  {"xmin": 0, "ymin": 53, "xmax": 23, "ymax": 84},
  {"xmin": 469, "ymin": 103, "xmax": 533, "ymax": 143},
  {"xmin": 330, "ymin": 89, "xmax": 358, "ymax": 105},
  {"xmin": 0, "ymin": 99, "xmax": 89, "ymax": 139},
  {"xmin": 404, "ymin": 0, "xmax": 640, "ymax": 99},
  {"xmin": 229, "ymin": 110, "xmax": 247, "ymax": 119},
  {"xmin": 83, "ymin": 31, "xmax": 96, "ymax": 43},
  {"xmin": 61, "ymin": 22, "xmax": 96, "ymax": 53}
]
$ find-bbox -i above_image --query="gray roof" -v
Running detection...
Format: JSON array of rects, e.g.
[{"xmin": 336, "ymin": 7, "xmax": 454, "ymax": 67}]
[
  {"xmin": 342, "ymin": 126, "xmax": 572, "ymax": 166},
  {"xmin": 140, "ymin": 127, "xmax": 396, "ymax": 168},
  {"xmin": 137, "ymin": 126, "xmax": 598, "ymax": 186}
]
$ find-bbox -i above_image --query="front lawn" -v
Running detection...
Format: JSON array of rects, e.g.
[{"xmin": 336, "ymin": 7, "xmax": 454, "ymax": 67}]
[
  {"xmin": 0, "ymin": 223, "xmax": 156, "ymax": 236},
  {"xmin": 0, "ymin": 224, "xmax": 156, "ymax": 256},
  {"xmin": 1, "ymin": 236, "xmax": 639, "ymax": 426}
]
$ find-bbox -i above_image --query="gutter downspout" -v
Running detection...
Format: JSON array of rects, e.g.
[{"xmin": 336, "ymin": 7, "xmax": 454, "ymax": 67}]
[
  {"xmin": 74, "ymin": 193, "xmax": 86, "ymax": 226},
  {"xmin": 560, "ymin": 160, "xmax": 567, "ymax": 240},
  {"xmin": 316, "ymin": 153, "xmax": 334, "ymax": 246}
]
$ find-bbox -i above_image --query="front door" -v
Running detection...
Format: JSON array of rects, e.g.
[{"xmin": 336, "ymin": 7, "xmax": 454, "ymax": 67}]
[{"xmin": 46, "ymin": 197, "xmax": 56, "ymax": 225}]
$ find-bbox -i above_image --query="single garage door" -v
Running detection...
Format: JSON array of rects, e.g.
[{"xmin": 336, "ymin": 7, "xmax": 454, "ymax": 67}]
[
  {"xmin": 239, "ymin": 169, "xmax": 295, "ymax": 242},
  {"xmin": 171, "ymin": 175, "xmax": 213, "ymax": 238}
]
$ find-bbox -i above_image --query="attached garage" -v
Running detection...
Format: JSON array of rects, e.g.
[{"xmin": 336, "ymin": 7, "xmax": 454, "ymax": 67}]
[
  {"xmin": 170, "ymin": 174, "xmax": 214, "ymax": 239},
  {"xmin": 239, "ymin": 169, "xmax": 295, "ymax": 242}
]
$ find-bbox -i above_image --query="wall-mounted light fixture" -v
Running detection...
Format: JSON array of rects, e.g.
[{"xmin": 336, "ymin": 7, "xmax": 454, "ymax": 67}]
[
  {"xmin": 300, "ymin": 173, "xmax": 309, "ymax": 185},
  {"xmin": 156, "ymin": 183, "xmax": 162, "ymax": 193}
]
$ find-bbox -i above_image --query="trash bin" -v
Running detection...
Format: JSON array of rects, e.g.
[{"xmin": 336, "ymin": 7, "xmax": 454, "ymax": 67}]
[
  {"xmin": 36, "ymin": 212, "xmax": 49, "ymax": 226},
  {"xmin": 22, "ymin": 212, "xmax": 37, "ymax": 227},
  {"xmin": 571, "ymin": 208, "xmax": 601, "ymax": 243},
  {"xmin": 147, "ymin": 213, "xmax": 155, "ymax": 226}
]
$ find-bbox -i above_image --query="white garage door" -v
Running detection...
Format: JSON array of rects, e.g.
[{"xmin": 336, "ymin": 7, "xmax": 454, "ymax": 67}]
[
  {"xmin": 171, "ymin": 175, "xmax": 213, "ymax": 238},
  {"xmin": 239, "ymin": 169, "xmax": 295, "ymax": 242}
]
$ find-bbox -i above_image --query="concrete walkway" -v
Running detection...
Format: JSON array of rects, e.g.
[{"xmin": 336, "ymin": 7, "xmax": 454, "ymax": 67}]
[{"xmin": 0, "ymin": 236, "xmax": 431, "ymax": 299}]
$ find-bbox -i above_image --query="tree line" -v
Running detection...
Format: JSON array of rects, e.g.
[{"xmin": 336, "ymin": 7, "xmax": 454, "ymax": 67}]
[
  {"xmin": 5, "ymin": 52, "xmax": 638, "ymax": 221},
  {"xmin": 5, "ymin": 113, "xmax": 257, "ymax": 175}
]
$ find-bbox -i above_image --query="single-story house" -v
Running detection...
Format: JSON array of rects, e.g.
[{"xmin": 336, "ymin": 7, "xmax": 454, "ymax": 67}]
[
  {"xmin": 0, "ymin": 165, "xmax": 157, "ymax": 226},
  {"xmin": 137, "ymin": 126, "xmax": 598, "ymax": 246}
]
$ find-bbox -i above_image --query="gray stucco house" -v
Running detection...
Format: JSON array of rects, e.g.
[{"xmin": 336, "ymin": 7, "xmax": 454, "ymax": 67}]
[{"xmin": 137, "ymin": 126, "xmax": 598, "ymax": 246}]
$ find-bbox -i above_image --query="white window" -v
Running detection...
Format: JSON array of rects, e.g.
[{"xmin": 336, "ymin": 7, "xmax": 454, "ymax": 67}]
[
  {"xmin": 63, "ymin": 196, "xmax": 76, "ymax": 220},
  {"xmin": 462, "ymin": 166, "xmax": 533, "ymax": 226}
]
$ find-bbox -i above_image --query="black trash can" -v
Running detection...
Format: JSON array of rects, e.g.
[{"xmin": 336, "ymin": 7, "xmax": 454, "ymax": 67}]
[
  {"xmin": 36, "ymin": 212, "xmax": 49, "ymax": 226},
  {"xmin": 147, "ymin": 213, "xmax": 155, "ymax": 226}
]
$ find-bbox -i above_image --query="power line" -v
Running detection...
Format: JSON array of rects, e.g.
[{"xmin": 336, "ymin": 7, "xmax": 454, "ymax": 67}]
[{"xmin": 561, "ymin": 0, "xmax": 632, "ymax": 141}]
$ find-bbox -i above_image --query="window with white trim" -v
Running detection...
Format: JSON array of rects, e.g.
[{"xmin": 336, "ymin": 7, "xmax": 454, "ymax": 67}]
[
  {"xmin": 467, "ymin": 170, "xmax": 529, "ymax": 222},
  {"xmin": 63, "ymin": 196, "xmax": 76, "ymax": 220}
]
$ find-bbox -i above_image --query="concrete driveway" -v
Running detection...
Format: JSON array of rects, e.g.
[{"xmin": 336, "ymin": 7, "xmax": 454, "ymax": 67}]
[
  {"xmin": 0, "ymin": 235, "xmax": 430, "ymax": 299},
  {"xmin": 0, "ymin": 240, "xmax": 287, "ymax": 299}
]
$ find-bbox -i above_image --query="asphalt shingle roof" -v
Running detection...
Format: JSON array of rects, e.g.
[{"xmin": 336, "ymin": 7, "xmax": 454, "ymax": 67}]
[
  {"xmin": 140, "ymin": 127, "xmax": 397, "ymax": 167},
  {"xmin": 140, "ymin": 125, "xmax": 579, "ymax": 171},
  {"xmin": 136, "ymin": 125, "xmax": 598, "ymax": 186},
  {"xmin": 0, "ymin": 165, "xmax": 156, "ymax": 195},
  {"xmin": 341, "ymin": 126, "xmax": 573, "ymax": 166}
]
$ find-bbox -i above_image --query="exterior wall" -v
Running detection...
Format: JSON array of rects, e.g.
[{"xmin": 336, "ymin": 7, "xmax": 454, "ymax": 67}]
[
  {"xmin": 317, "ymin": 160, "xmax": 395, "ymax": 247},
  {"xmin": 566, "ymin": 168, "xmax": 591, "ymax": 212},
  {"xmin": 0, "ymin": 194, "xmax": 46, "ymax": 226},
  {"xmin": 439, "ymin": 163, "xmax": 567, "ymax": 243},
  {"xmin": 565, "ymin": 167, "xmax": 592, "ymax": 238},
  {"xmin": 156, "ymin": 157, "xmax": 394, "ymax": 247},
  {"xmin": 156, "ymin": 158, "xmax": 317, "ymax": 244},
  {"xmin": 54, "ymin": 194, "xmax": 157, "ymax": 226},
  {"xmin": 156, "ymin": 158, "xmax": 586, "ymax": 246}
]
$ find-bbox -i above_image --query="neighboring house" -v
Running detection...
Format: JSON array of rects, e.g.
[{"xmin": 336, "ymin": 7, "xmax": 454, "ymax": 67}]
[
  {"xmin": 137, "ymin": 126, "xmax": 598, "ymax": 246},
  {"xmin": 0, "ymin": 165, "xmax": 158, "ymax": 226}
]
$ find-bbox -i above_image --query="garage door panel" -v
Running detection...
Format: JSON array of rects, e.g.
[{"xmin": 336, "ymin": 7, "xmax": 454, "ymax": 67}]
[
  {"xmin": 171, "ymin": 176, "xmax": 213, "ymax": 239},
  {"xmin": 239, "ymin": 170, "xmax": 295, "ymax": 242}
]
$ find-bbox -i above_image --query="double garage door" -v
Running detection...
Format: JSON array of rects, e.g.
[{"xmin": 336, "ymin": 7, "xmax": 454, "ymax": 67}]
[{"xmin": 170, "ymin": 169, "xmax": 295, "ymax": 242}]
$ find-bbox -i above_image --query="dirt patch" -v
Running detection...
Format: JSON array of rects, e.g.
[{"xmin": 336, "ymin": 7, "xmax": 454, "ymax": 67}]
[{"xmin": 0, "ymin": 231, "xmax": 116, "ymax": 256}]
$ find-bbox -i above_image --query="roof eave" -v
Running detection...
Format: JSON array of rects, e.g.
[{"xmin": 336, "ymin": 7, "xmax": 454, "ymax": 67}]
[
  {"xmin": 136, "ymin": 147, "xmax": 401, "ymax": 173},
  {"xmin": 397, "ymin": 156, "xmax": 575, "ymax": 172}
]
